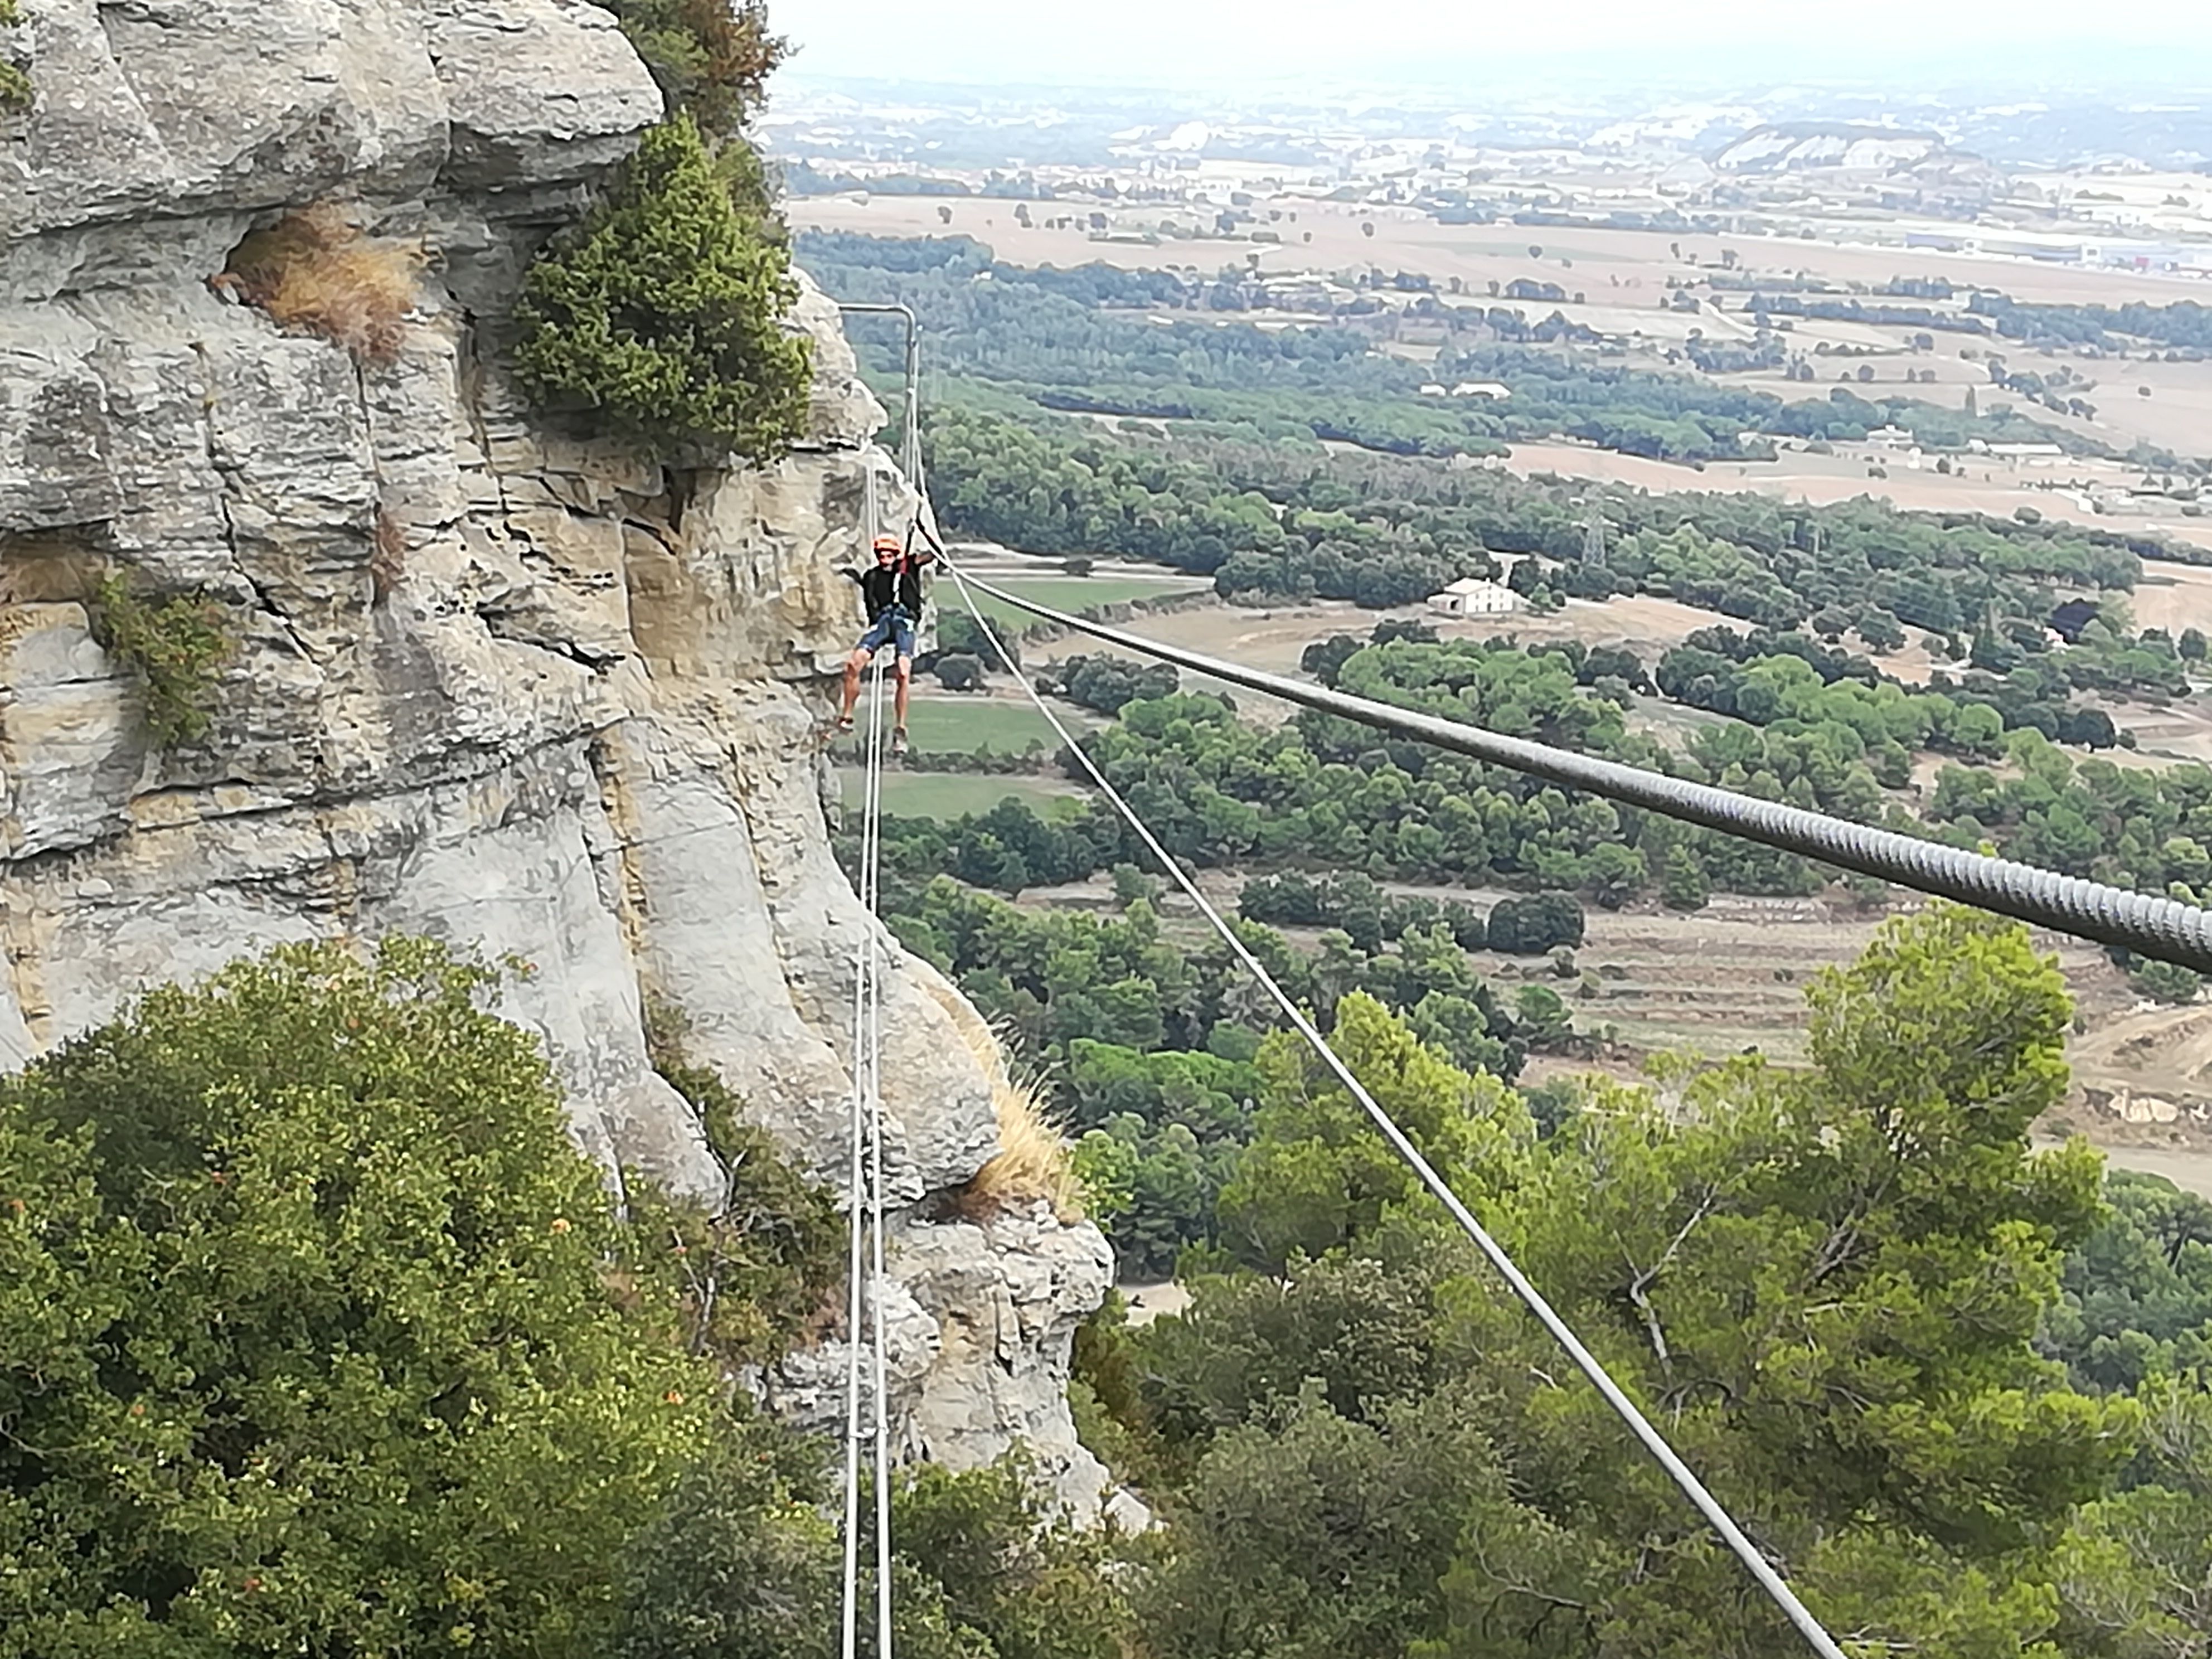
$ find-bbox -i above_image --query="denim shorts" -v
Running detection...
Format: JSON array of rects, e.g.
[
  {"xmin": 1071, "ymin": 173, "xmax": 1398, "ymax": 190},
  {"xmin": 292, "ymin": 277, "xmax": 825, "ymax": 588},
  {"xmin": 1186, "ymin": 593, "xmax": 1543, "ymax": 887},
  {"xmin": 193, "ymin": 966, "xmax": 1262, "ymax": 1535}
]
[{"xmin": 856, "ymin": 608, "xmax": 917, "ymax": 659}]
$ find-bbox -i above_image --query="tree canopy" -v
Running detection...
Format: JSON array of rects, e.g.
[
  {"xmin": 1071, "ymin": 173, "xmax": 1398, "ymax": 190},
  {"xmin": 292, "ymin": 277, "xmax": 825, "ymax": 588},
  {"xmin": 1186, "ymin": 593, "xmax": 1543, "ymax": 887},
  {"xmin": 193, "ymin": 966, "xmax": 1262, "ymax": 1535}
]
[{"xmin": 0, "ymin": 939, "xmax": 720, "ymax": 1656}]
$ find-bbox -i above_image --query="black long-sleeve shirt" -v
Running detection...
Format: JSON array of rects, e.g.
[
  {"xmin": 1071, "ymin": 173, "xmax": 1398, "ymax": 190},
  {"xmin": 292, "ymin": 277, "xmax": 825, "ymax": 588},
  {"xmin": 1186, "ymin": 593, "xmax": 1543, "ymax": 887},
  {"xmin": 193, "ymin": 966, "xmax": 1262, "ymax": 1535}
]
[{"xmin": 845, "ymin": 551, "xmax": 932, "ymax": 620}]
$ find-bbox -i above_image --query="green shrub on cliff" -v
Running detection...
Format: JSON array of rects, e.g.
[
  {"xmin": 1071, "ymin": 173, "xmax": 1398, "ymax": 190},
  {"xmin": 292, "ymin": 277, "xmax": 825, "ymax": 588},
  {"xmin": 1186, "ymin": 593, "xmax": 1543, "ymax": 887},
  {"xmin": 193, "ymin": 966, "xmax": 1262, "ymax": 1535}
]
[
  {"xmin": 0, "ymin": 0, "xmax": 28, "ymax": 115},
  {"xmin": 600, "ymin": 0, "xmax": 784, "ymax": 140},
  {"xmin": 514, "ymin": 112, "xmax": 810, "ymax": 462},
  {"xmin": 91, "ymin": 571, "xmax": 230, "ymax": 748}
]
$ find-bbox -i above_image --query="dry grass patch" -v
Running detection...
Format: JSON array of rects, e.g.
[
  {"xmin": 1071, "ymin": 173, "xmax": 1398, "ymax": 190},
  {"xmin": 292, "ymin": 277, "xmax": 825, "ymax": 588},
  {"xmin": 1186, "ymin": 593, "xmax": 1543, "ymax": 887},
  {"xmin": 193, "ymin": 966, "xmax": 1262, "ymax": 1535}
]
[
  {"xmin": 224, "ymin": 205, "xmax": 421, "ymax": 365},
  {"xmin": 918, "ymin": 974, "xmax": 1082, "ymax": 1223},
  {"xmin": 960, "ymin": 1070, "xmax": 1083, "ymax": 1224}
]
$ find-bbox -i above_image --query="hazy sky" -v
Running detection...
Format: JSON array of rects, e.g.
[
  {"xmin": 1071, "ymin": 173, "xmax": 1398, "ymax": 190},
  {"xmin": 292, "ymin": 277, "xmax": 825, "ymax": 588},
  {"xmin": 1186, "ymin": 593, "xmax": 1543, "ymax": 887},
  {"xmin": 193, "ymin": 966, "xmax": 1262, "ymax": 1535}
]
[{"xmin": 772, "ymin": 0, "xmax": 2212, "ymax": 93}]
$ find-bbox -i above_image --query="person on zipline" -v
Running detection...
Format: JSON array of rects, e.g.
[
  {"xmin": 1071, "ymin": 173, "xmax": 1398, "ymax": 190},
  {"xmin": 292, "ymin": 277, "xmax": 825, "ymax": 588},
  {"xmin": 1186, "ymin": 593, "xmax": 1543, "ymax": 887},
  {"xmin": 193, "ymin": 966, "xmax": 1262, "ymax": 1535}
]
[{"xmin": 837, "ymin": 530, "xmax": 935, "ymax": 753}]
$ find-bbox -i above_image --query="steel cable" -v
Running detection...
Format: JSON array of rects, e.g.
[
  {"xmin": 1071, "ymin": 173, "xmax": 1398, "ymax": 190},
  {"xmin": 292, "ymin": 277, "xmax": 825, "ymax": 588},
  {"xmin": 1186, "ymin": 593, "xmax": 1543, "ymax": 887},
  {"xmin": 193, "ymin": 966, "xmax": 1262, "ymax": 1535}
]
[
  {"xmin": 942, "ymin": 569, "xmax": 2212, "ymax": 973},
  {"xmin": 841, "ymin": 464, "xmax": 896, "ymax": 1659}
]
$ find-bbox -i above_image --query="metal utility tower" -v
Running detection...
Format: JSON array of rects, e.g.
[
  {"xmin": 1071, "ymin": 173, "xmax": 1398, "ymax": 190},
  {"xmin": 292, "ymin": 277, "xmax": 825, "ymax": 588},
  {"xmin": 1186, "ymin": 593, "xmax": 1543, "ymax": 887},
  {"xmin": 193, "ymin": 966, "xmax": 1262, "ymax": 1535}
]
[{"xmin": 1581, "ymin": 505, "xmax": 1608, "ymax": 569}]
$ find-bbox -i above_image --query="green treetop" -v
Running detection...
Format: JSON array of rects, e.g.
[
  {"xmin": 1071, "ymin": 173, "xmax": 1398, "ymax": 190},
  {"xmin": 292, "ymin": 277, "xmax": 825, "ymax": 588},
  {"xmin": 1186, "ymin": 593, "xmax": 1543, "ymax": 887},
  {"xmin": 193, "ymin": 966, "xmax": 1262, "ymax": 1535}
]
[
  {"xmin": 0, "ymin": 939, "xmax": 719, "ymax": 1657},
  {"xmin": 515, "ymin": 112, "xmax": 811, "ymax": 462},
  {"xmin": 1122, "ymin": 909, "xmax": 2139, "ymax": 1659}
]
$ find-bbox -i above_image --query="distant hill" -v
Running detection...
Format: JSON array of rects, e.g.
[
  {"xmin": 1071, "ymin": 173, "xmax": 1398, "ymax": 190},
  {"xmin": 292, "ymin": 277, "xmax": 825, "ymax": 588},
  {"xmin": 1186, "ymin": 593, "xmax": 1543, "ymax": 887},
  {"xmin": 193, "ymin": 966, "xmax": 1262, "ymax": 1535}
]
[{"xmin": 1712, "ymin": 121, "xmax": 1956, "ymax": 173}]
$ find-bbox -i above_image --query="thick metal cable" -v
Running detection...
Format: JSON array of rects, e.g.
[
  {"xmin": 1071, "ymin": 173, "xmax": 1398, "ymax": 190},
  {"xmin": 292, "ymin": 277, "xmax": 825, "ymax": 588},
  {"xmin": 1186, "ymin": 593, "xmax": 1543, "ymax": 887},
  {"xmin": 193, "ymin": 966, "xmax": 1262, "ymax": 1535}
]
[
  {"xmin": 861, "ymin": 648, "xmax": 894, "ymax": 1659},
  {"xmin": 943, "ymin": 571, "xmax": 2212, "ymax": 974},
  {"xmin": 842, "ymin": 467, "xmax": 896, "ymax": 1659},
  {"xmin": 838, "ymin": 806, "xmax": 867, "ymax": 1659},
  {"xmin": 939, "ymin": 550, "xmax": 1851, "ymax": 1659}
]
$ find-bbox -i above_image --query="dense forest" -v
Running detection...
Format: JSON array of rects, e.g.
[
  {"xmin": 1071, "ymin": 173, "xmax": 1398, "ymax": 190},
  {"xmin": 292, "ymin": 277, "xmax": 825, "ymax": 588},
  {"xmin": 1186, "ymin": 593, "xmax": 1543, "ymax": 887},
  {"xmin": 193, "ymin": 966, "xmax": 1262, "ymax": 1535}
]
[
  {"xmin": 1065, "ymin": 908, "xmax": 2212, "ymax": 1659},
  {"xmin": 1970, "ymin": 292, "xmax": 2212, "ymax": 353},
  {"xmin": 874, "ymin": 619, "xmax": 2205, "ymax": 910},
  {"xmin": 921, "ymin": 400, "xmax": 2162, "ymax": 629},
  {"xmin": 31, "ymin": 920, "xmax": 2212, "ymax": 1657}
]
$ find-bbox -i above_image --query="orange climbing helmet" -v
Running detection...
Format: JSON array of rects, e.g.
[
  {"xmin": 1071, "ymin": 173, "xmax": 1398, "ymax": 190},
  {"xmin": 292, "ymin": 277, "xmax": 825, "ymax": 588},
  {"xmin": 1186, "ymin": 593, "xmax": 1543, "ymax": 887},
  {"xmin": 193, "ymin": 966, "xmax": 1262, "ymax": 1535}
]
[{"xmin": 872, "ymin": 535, "xmax": 902, "ymax": 557}]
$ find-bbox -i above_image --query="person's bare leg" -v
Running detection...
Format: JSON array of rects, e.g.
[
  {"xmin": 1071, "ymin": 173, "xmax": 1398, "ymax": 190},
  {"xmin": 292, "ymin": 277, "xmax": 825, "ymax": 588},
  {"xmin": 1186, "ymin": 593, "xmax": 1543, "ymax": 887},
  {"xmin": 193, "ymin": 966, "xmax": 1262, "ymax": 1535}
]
[
  {"xmin": 894, "ymin": 657, "xmax": 913, "ymax": 733},
  {"xmin": 838, "ymin": 648, "xmax": 866, "ymax": 726}
]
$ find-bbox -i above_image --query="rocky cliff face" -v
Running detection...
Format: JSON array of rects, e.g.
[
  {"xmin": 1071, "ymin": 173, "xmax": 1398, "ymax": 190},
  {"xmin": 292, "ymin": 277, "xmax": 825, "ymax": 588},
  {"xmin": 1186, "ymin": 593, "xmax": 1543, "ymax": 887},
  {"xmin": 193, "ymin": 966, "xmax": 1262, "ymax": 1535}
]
[{"xmin": 0, "ymin": 0, "xmax": 1117, "ymax": 1514}]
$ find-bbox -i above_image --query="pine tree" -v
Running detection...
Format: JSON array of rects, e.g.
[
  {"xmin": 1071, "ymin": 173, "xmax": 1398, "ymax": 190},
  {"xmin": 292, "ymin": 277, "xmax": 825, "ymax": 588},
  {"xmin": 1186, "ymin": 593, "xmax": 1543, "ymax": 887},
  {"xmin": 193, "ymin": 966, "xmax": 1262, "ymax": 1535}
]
[
  {"xmin": 514, "ymin": 113, "xmax": 811, "ymax": 461},
  {"xmin": 1661, "ymin": 841, "xmax": 1709, "ymax": 911}
]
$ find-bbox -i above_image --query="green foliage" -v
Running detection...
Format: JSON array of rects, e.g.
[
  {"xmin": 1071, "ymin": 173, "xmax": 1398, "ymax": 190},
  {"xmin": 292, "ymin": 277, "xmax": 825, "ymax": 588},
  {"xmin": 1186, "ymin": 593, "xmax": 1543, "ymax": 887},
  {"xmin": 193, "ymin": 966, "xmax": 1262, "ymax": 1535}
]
[
  {"xmin": 1216, "ymin": 992, "xmax": 1532, "ymax": 1273},
  {"xmin": 1928, "ymin": 739, "xmax": 2212, "ymax": 896},
  {"xmin": 1121, "ymin": 910, "xmax": 2140, "ymax": 1657},
  {"xmin": 598, "ymin": 0, "xmax": 784, "ymax": 139},
  {"xmin": 2052, "ymin": 1376, "xmax": 2212, "ymax": 1658},
  {"xmin": 608, "ymin": 1418, "xmax": 840, "ymax": 1659},
  {"xmin": 0, "ymin": 0, "xmax": 26, "ymax": 114},
  {"xmin": 612, "ymin": 1443, "xmax": 1129, "ymax": 1659},
  {"xmin": 2128, "ymin": 955, "xmax": 2204, "ymax": 1004},
  {"xmin": 515, "ymin": 113, "xmax": 809, "ymax": 461},
  {"xmin": 1660, "ymin": 841, "xmax": 1709, "ymax": 910},
  {"xmin": 632, "ymin": 999, "xmax": 846, "ymax": 1369},
  {"xmin": 616, "ymin": 1138, "xmax": 842, "ymax": 1371},
  {"xmin": 0, "ymin": 938, "xmax": 717, "ymax": 1657},
  {"xmin": 866, "ymin": 875, "xmax": 1546, "ymax": 1275},
  {"xmin": 91, "ymin": 571, "xmax": 230, "ymax": 748},
  {"xmin": 1658, "ymin": 621, "xmax": 2148, "ymax": 757},
  {"xmin": 1141, "ymin": 1380, "xmax": 1518, "ymax": 1659},
  {"xmin": 1042, "ymin": 652, "xmax": 1181, "ymax": 715},
  {"xmin": 889, "ymin": 1455, "xmax": 1131, "ymax": 1659},
  {"xmin": 2046, "ymin": 1171, "xmax": 2212, "ymax": 1391}
]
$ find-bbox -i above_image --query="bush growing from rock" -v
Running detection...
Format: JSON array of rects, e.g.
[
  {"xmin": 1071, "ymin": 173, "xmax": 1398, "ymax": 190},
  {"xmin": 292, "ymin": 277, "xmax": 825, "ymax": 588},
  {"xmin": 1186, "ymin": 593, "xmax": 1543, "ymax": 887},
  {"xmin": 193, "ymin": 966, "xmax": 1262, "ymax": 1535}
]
[
  {"xmin": 600, "ymin": 0, "xmax": 783, "ymax": 140},
  {"xmin": 515, "ymin": 113, "xmax": 810, "ymax": 462},
  {"xmin": 91, "ymin": 571, "xmax": 230, "ymax": 748},
  {"xmin": 0, "ymin": 0, "xmax": 28, "ymax": 114}
]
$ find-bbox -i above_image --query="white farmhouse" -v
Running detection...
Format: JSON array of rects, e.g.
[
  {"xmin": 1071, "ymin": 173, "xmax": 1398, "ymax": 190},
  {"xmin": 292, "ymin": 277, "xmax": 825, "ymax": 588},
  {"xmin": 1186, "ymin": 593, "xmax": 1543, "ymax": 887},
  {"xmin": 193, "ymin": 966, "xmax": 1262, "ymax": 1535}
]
[{"xmin": 1427, "ymin": 576, "xmax": 1520, "ymax": 616}]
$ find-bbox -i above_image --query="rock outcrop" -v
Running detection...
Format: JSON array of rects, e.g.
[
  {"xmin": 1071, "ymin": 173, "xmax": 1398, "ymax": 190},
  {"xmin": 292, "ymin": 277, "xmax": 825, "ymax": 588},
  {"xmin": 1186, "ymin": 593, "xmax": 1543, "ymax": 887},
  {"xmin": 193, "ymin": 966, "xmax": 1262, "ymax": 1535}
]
[{"xmin": 0, "ymin": 0, "xmax": 1117, "ymax": 1513}]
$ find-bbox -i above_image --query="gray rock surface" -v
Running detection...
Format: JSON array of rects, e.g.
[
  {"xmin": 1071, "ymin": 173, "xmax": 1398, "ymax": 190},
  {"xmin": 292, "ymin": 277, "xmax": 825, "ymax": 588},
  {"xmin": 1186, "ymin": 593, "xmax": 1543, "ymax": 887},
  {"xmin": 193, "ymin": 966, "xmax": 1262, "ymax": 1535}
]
[{"xmin": 0, "ymin": 0, "xmax": 1116, "ymax": 1511}]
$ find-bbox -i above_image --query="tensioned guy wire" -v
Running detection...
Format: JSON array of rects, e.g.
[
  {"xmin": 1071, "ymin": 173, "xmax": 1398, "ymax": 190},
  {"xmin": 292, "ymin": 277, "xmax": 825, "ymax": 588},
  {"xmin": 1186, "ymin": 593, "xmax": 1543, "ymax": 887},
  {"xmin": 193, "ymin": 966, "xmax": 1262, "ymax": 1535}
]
[{"xmin": 938, "ymin": 547, "xmax": 1851, "ymax": 1659}]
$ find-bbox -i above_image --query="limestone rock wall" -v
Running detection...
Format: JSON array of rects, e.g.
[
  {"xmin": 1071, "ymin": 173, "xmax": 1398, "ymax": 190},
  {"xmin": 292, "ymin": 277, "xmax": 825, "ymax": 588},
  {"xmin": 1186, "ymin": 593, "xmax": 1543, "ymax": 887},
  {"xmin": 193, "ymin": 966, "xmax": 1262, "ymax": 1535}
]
[{"xmin": 0, "ymin": 0, "xmax": 1116, "ymax": 1514}]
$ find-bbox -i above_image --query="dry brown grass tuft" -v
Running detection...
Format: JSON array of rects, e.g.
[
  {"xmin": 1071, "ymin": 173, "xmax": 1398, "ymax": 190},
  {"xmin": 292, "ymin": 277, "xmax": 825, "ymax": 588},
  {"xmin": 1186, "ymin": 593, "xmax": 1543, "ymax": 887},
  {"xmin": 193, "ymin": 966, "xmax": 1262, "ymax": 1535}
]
[
  {"xmin": 918, "ymin": 974, "xmax": 1083, "ymax": 1224},
  {"xmin": 370, "ymin": 507, "xmax": 405, "ymax": 603},
  {"xmin": 957, "ymin": 1070, "xmax": 1083, "ymax": 1224},
  {"xmin": 225, "ymin": 205, "xmax": 421, "ymax": 365}
]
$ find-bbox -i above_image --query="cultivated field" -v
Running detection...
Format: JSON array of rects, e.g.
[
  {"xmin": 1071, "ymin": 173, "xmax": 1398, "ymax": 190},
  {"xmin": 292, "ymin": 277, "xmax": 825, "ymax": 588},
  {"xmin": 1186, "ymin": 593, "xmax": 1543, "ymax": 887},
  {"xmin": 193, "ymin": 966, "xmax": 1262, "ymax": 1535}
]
[
  {"xmin": 1498, "ymin": 439, "xmax": 2212, "ymax": 557},
  {"xmin": 839, "ymin": 768, "xmax": 1085, "ymax": 821},
  {"xmin": 793, "ymin": 190, "xmax": 2212, "ymax": 466},
  {"xmin": 948, "ymin": 571, "xmax": 1214, "ymax": 630},
  {"xmin": 792, "ymin": 193, "xmax": 2206, "ymax": 311},
  {"xmin": 832, "ymin": 689, "xmax": 1073, "ymax": 759}
]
